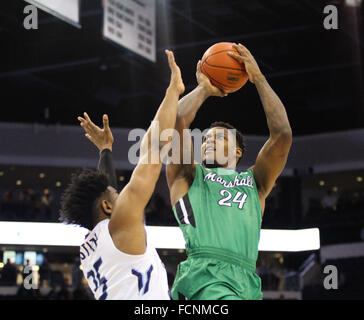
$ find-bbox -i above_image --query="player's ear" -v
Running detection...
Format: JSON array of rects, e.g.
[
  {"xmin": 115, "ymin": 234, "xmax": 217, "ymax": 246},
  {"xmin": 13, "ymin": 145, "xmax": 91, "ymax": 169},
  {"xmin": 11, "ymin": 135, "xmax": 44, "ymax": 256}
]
[
  {"xmin": 101, "ymin": 200, "xmax": 112, "ymax": 217},
  {"xmin": 236, "ymin": 147, "xmax": 242, "ymax": 159}
]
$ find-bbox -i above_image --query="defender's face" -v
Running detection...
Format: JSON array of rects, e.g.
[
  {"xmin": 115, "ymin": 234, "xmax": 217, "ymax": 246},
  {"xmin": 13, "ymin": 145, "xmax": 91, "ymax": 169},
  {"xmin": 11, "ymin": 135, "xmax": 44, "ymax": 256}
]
[
  {"xmin": 96, "ymin": 186, "xmax": 120, "ymax": 221},
  {"xmin": 201, "ymin": 127, "xmax": 239, "ymax": 168}
]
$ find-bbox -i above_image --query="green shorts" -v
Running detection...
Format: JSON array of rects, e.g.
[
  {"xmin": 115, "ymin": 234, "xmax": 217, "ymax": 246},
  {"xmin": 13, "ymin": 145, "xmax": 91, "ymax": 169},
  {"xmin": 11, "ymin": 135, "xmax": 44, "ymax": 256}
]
[{"xmin": 171, "ymin": 247, "xmax": 262, "ymax": 300}]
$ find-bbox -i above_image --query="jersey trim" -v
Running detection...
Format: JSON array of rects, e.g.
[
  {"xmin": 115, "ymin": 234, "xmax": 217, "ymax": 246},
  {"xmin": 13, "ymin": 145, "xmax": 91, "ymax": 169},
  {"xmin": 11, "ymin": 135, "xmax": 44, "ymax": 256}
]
[
  {"xmin": 246, "ymin": 168, "xmax": 263, "ymax": 220},
  {"xmin": 175, "ymin": 194, "xmax": 196, "ymax": 227}
]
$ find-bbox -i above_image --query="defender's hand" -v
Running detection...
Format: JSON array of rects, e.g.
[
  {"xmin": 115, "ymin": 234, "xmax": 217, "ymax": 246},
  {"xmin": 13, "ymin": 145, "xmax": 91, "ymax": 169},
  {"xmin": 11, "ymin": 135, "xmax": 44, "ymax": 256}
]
[
  {"xmin": 228, "ymin": 43, "xmax": 263, "ymax": 84},
  {"xmin": 165, "ymin": 49, "xmax": 185, "ymax": 95},
  {"xmin": 196, "ymin": 60, "xmax": 227, "ymax": 98},
  {"xmin": 77, "ymin": 112, "xmax": 114, "ymax": 152}
]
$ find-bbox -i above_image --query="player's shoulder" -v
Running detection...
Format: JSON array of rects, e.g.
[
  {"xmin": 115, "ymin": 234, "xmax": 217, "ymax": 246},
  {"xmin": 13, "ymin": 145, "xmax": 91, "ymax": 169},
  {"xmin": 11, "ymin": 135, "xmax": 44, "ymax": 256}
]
[
  {"xmin": 93, "ymin": 219, "xmax": 109, "ymax": 233},
  {"xmin": 237, "ymin": 165, "xmax": 255, "ymax": 176},
  {"xmin": 83, "ymin": 219, "xmax": 108, "ymax": 246},
  {"xmin": 241, "ymin": 168, "xmax": 253, "ymax": 174}
]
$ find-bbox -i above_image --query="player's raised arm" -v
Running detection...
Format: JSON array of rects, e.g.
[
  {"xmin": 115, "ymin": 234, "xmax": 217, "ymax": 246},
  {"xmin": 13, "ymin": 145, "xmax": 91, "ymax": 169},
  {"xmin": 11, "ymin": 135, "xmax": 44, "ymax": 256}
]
[
  {"xmin": 78, "ymin": 113, "xmax": 117, "ymax": 189},
  {"xmin": 229, "ymin": 44, "xmax": 292, "ymax": 207},
  {"xmin": 108, "ymin": 50, "xmax": 185, "ymax": 254},
  {"xmin": 166, "ymin": 61, "xmax": 227, "ymax": 206}
]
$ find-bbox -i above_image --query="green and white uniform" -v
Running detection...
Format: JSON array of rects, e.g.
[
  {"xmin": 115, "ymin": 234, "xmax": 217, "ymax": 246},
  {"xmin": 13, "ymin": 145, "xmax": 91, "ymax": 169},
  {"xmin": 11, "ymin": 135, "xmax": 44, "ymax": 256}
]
[{"xmin": 171, "ymin": 164, "xmax": 263, "ymax": 300}]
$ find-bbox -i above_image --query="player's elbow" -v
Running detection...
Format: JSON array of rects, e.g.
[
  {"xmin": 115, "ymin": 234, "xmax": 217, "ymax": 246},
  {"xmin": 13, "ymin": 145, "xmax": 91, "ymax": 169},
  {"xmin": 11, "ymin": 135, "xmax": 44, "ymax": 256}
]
[
  {"xmin": 270, "ymin": 129, "xmax": 292, "ymax": 154},
  {"xmin": 277, "ymin": 127, "xmax": 292, "ymax": 146},
  {"xmin": 283, "ymin": 128, "xmax": 292, "ymax": 141}
]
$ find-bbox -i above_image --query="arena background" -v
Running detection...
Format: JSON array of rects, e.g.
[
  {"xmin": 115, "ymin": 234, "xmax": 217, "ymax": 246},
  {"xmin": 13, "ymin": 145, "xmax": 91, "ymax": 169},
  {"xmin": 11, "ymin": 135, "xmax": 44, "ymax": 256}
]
[{"xmin": 0, "ymin": 0, "xmax": 363, "ymax": 300}]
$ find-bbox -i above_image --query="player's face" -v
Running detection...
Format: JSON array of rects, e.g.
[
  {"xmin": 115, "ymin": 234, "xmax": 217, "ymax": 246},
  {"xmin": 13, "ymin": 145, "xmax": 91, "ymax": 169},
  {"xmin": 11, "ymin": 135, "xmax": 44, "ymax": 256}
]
[
  {"xmin": 201, "ymin": 127, "xmax": 239, "ymax": 168},
  {"xmin": 97, "ymin": 186, "xmax": 119, "ymax": 220}
]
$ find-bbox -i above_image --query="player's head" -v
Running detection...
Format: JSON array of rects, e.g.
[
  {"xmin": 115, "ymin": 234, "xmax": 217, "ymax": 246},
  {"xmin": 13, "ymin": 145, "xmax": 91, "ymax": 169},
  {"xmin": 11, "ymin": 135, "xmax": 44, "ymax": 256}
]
[
  {"xmin": 59, "ymin": 169, "xmax": 118, "ymax": 230},
  {"xmin": 201, "ymin": 121, "xmax": 245, "ymax": 169}
]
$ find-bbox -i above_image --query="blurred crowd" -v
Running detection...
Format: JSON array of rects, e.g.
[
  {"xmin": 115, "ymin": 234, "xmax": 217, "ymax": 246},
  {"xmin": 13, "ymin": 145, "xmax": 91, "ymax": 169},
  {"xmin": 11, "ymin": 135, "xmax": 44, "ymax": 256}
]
[
  {"xmin": 144, "ymin": 193, "xmax": 177, "ymax": 226},
  {"xmin": 305, "ymin": 188, "xmax": 364, "ymax": 224},
  {"xmin": 0, "ymin": 256, "xmax": 93, "ymax": 300},
  {"xmin": 0, "ymin": 187, "xmax": 178, "ymax": 226},
  {"xmin": 1, "ymin": 184, "xmax": 363, "ymax": 229},
  {"xmin": 0, "ymin": 187, "xmax": 57, "ymax": 222}
]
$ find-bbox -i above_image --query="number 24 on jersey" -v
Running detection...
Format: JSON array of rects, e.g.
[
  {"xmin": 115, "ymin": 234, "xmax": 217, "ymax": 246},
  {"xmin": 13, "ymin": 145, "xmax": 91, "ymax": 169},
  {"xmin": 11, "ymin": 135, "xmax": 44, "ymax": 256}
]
[{"xmin": 218, "ymin": 189, "xmax": 248, "ymax": 210}]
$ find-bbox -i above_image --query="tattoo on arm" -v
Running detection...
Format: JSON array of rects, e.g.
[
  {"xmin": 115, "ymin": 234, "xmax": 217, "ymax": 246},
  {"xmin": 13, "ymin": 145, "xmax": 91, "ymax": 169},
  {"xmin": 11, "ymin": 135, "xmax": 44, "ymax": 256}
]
[{"xmin": 254, "ymin": 76, "xmax": 291, "ymax": 136}]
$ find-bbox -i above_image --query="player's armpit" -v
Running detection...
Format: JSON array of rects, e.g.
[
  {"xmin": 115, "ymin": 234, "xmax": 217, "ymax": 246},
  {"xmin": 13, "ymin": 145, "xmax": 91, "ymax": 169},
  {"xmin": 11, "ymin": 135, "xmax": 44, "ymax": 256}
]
[
  {"xmin": 168, "ymin": 162, "xmax": 196, "ymax": 207},
  {"xmin": 166, "ymin": 118, "xmax": 195, "ymax": 188}
]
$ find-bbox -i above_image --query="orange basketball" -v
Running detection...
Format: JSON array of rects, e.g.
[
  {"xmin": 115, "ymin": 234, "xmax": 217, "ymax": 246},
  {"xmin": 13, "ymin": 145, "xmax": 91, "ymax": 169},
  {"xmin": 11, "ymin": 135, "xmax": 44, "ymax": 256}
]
[{"xmin": 200, "ymin": 42, "xmax": 249, "ymax": 93}]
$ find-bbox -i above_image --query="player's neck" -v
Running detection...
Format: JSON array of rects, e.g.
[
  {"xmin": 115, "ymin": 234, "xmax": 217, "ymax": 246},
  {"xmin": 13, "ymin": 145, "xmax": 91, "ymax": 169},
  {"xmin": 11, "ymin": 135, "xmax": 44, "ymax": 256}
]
[
  {"xmin": 203, "ymin": 162, "xmax": 236, "ymax": 170},
  {"xmin": 93, "ymin": 215, "xmax": 109, "ymax": 228}
]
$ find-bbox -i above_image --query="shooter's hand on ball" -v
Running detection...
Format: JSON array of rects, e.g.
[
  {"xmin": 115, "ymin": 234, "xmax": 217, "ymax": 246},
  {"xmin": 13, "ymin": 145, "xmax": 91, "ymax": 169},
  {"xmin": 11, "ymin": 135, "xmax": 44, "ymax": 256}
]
[
  {"xmin": 228, "ymin": 43, "xmax": 263, "ymax": 84},
  {"xmin": 196, "ymin": 60, "xmax": 227, "ymax": 97},
  {"xmin": 78, "ymin": 112, "xmax": 114, "ymax": 153}
]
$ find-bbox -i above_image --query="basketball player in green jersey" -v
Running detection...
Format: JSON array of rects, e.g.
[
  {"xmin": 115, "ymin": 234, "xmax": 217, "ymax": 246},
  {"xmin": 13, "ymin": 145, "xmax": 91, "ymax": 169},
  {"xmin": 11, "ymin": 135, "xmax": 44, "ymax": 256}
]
[{"xmin": 166, "ymin": 43, "xmax": 292, "ymax": 300}]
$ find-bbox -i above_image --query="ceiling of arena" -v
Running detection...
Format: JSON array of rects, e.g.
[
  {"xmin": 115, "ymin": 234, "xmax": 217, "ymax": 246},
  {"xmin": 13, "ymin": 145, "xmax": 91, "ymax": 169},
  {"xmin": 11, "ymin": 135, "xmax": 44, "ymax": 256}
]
[{"xmin": 0, "ymin": 0, "xmax": 363, "ymax": 136}]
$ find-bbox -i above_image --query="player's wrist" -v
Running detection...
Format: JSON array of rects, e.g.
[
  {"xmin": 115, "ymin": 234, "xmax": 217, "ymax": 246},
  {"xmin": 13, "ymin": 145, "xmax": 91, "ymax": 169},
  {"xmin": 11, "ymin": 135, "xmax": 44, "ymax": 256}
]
[
  {"xmin": 253, "ymin": 72, "xmax": 265, "ymax": 84},
  {"xmin": 167, "ymin": 84, "xmax": 183, "ymax": 96},
  {"xmin": 99, "ymin": 145, "xmax": 112, "ymax": 154},
  {"xmin": 196, "ymin": 83, "xmax": 212, "ymax": 99}
]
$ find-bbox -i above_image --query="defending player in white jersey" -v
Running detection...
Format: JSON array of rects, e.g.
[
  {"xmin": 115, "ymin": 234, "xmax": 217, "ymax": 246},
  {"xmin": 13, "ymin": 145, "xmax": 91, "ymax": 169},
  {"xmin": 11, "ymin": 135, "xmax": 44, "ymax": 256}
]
[{"xmin": 59, "ymin": 50, "xmax": 185, "ymax": 300}]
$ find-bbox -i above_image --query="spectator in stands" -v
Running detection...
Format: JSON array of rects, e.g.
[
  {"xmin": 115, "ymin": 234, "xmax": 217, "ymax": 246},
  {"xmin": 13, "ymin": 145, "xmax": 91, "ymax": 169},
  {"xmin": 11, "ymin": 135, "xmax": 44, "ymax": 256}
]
[
  {"xmin": 256, "ymin": 257, "xmax": 270, "ymax": 276},
  {"xmin": 48, "ymin": 283, "xmax": 70, "ymax": 300},
  {"xmin": 72, "ymin": 282, "xmax": 89, "ymax": 300},
  {"xmin": 1, "ymin": 187, "xmax": 15, "ymax": 220},
  {"xmin": 145, "ymin": 193, "xmax": 168, "ymax": 225},
  {"xmin": 1, "ymin": 259, "xmax": 18, "ymax": 286},
  {"xmin": 256, "ymin": 255, "xmax": 282, "ymax": 291},
  {"xmin": 38, "ymin": 257, "xmax": 52, "ymax": 287},
  {"xmin": 349, "ymin": 191, "xmax": 364, "ymax": 212},
  {"xmin": 71, "ymin": 256, "xmax": 83, "ymax": 291},
  {"xmin": 17, "ymin": 188, "xmax": 29, "ymax": 221},
  {"xmin": 29, "ymin": 189, "xmax": 42, "ymax": 221},
  {"xmin": 16, "ymin": 284, "xmax": 42, "ymax": 300},
  {"xmin": 321, "ymin": 189, "xmax": 338, "ymax": 213},
  {"xmin": 47, "ymin": 284, "xmax": 61, "ymax": 300},
  {"xmin": 41, "ymin": 188, "xmax": 53, "ymax": 221}
]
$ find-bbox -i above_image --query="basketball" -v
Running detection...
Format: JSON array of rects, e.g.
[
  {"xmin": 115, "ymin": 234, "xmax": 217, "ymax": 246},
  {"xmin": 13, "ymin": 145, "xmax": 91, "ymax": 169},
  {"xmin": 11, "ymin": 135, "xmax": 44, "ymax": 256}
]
[{"xmin": 200, "ymin": 42, "xmax": 249, "ymax": 93}]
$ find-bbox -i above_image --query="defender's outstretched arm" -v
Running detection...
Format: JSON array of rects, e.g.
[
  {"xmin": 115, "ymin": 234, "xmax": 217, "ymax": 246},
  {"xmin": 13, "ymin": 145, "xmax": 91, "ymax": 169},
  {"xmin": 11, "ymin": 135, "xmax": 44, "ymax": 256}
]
[
  {"xmin": 109, "ymin": 50, "xmax": 185, "ymax": 254},
  {"xmin": 78, "ymin": 113, "xmax": 118, "ymax": 189}
]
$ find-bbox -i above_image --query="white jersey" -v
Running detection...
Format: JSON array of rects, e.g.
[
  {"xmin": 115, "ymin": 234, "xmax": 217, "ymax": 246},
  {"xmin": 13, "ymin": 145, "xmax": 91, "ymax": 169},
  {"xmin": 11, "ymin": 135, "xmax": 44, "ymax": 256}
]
[{"xmin": 80, "ymin": 220, "xmax": 170, "ymax": 300}]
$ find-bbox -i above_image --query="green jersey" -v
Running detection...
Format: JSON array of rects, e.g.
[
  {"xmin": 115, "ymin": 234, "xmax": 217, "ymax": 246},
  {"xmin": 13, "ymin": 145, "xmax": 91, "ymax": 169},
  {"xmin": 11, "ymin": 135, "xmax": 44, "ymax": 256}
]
[{"xmin": 173, "ymin": 164, "xmax": 262, "ymax": 263}]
